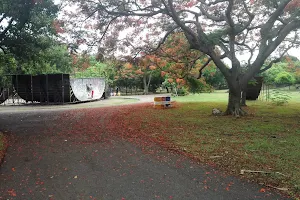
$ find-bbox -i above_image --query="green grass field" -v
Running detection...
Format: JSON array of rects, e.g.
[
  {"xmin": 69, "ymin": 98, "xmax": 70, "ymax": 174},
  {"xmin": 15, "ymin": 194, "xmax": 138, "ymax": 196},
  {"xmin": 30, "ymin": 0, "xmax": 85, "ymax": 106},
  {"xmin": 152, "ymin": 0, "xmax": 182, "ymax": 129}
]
[
  {"xmin": 173, "ymin": 89, "xmax": 300, "ymax": 103},
  {"xmin": 136, "ymin": 90, "xmax": 300, "ymax": 198}
]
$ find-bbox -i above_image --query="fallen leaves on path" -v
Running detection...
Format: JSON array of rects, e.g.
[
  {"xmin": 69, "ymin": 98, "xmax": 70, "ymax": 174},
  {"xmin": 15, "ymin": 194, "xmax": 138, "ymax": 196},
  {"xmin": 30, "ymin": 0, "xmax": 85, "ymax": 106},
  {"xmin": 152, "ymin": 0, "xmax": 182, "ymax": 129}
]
[{"xmin": 0, "ymin": 132, "xmax": 8, "ymax": 165}]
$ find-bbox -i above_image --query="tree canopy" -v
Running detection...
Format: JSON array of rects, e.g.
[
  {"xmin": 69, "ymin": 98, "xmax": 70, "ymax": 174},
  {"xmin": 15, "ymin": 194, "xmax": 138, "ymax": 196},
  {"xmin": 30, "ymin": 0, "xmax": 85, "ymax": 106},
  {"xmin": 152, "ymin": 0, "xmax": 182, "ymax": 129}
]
[
  {"xmin": 0, "ymin": 0, "xmax": 59, "ymax": 62},
  {"xmin": 262, "ymin": 56, "xmax": 300, "ymax": 85},
  {"xmin": 60, "ymin": 0, "xmax": 300, "ymax": 116}
]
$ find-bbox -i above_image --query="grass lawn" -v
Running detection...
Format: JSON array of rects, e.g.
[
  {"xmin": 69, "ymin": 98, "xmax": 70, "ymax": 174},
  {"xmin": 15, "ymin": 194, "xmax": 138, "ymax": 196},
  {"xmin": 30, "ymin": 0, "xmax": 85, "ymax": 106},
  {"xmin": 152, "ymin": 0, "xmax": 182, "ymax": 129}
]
[
  {"xmin": 172, "ymin": 89, "xmax": 300, "ymax": 103},
  {"xmin": 173, "ymin": 90, "xmax": 229, "ymax": 102},
  {"xmin": 116, "ymin": 90, "xmax": 300, "ymax": 198}
]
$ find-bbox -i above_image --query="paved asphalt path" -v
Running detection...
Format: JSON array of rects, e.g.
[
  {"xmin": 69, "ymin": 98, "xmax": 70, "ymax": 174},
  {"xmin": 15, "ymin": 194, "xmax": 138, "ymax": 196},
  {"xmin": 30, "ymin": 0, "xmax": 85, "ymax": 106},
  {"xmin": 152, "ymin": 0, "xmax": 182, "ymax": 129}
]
[{"xmin": 0, "ymin": 97, "xmax": 292, "ymax": 200}]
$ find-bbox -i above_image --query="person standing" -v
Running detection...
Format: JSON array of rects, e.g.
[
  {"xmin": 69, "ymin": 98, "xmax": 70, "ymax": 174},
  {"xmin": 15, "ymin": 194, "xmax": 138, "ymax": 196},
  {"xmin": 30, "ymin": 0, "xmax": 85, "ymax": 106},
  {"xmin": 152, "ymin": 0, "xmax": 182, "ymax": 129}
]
[
  {"xmin": 86, "ymin": 84, "xmax": 94, "ymax": 99},
  {"xmin": 90, "ymin": 84, "xmax": 94, "ymax": 98}
]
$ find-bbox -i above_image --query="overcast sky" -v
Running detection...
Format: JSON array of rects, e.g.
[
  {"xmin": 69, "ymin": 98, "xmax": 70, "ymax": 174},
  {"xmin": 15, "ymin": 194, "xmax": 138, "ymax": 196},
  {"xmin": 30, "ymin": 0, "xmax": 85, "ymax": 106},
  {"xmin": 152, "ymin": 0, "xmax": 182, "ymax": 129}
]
[{"xmin": 55, "ymin": 0, "xmax": 300, "ymax": 65}]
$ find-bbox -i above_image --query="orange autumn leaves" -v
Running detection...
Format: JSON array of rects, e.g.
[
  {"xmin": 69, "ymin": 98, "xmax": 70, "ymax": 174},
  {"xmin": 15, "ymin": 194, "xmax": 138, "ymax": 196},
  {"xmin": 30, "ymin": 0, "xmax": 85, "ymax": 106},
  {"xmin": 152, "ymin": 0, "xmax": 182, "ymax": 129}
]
[
  {"xmin": 117, "ymin": 55, "xmax": 160, "ymax": 80},
  {"xmin": 115, "ymin": 32, "xmax": 216, "ymax": 89}
]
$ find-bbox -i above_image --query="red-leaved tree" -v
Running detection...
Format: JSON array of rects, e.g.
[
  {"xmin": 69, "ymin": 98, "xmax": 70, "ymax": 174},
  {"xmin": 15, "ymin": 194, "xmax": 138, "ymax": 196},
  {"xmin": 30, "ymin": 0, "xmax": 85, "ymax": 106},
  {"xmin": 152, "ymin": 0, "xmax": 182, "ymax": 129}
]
[{"xmin": 61, "ymin": 0, "xmax": 300, "ymax": 116}]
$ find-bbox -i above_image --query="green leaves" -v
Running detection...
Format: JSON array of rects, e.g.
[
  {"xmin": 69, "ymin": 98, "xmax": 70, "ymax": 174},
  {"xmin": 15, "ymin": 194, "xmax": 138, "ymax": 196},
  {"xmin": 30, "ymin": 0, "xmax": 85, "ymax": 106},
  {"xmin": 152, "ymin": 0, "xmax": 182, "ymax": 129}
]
[
  {"xmin": 274, "ymin": 71, "xmax": 296, "ymax": 85},
  {"xmin": 207, "ymin": 30, "xmax": 227, "ymax": 45},
  {"xmin": 270, "ymin": 90, "xmax": 291, "ymax": 106},
  {"xmin": 15, "ymin": 44, "xmax": 73, "ymax": 75},
  {"xmin": 0, "ymin": 0, "xmax": 59, "ymax": 62},
  {"xmin": 262, "ymin": 58, "xmax": 300, "ymax": 85}
]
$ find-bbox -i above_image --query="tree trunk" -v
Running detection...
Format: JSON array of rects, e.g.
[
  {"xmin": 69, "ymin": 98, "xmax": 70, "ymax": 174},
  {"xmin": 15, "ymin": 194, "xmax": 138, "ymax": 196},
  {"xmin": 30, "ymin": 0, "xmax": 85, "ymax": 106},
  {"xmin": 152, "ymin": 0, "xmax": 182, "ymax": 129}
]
[
  {"xmin": 143, "ymin": 75, "xmax": 148, "ymax": 94},
  {"xmin": 147, "ymin": 73, "xmax": 152, "ymax": 93},
  {"xmin": 241, "ymin": 90, "xmax": 247, "ymax": 107},
  {"xmin": 224, "ymin": 87, "xmax": 247, "ymax": 117},
  {"xmin": 143, "ymin": 73, "xmax": 152, "ymax": 95}
]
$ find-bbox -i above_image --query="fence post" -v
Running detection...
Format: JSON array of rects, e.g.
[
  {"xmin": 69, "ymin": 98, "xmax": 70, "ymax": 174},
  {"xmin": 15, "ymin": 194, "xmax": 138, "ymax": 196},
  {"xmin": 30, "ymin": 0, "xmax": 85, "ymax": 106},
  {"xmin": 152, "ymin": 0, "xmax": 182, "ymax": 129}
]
[
  {"xmin": 62, "ymin": 74, "xmax": 64, "ymax": 104},
  {"xmin": 46, "ymin": 74, "xmax": 49, "ymax": 104},
  {"xmin": 31, "ymin": 75, "xmax": 33, "ymax": 103},
  {"xmin": 16, "ymin": 75, "xmax": 19, "ymax": 104}
]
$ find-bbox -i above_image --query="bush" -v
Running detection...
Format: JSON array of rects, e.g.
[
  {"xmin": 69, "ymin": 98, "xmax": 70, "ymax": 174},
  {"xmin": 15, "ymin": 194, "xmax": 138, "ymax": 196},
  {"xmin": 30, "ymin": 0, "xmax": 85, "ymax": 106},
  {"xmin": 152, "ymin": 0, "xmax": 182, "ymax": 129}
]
[
  {"xmin": 270, "ymin": 90, "xmax": 291, "ymax": 106},
  {"xmin": 186, "ymin": 77, "xmax": 213, "ymax": 93},
  {"xmin": 274, "ymin": 71, "xmax": 295, "ymax": 85},
  {"xmin": 174, "ymin": 87, "xmax": 189, "ymax": 96}
]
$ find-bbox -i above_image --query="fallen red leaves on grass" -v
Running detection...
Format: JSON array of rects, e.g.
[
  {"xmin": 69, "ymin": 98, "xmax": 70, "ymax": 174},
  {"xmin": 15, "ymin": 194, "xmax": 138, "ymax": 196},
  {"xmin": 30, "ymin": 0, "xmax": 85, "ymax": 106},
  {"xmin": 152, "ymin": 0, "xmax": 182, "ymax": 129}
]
[
  {"xmin": 7, "ymin": 189, "xmax": 17, "ymax": 197},
  {"xmin": 43, "ymin": 102, "xmax": 297, "ymax": 198},
  {"xmin": 260, "ymin": 188, "xmax": 266, "ymax": 193}
]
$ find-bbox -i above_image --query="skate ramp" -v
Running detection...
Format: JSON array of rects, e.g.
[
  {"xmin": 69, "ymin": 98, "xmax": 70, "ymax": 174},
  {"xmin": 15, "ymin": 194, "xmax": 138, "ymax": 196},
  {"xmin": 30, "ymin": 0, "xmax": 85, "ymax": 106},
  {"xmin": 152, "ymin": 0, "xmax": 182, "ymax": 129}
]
[
  {"xmin": 0, "ymin": 89, "xmax": 8, "ymax": 104},
  {"xmin": 70, "ymin": 78, "xmax": 105, "ymax": 101},
  {"xmin": 10, "ymin": 75, "xmax": 105, "ymax": 103},
  {"xmin": 12, "ymin": 74, "xmax": 70, "ymax": 103},
  {"xmin": 246, "ymin": 77, "xmax": 263, "ymax": 100}
]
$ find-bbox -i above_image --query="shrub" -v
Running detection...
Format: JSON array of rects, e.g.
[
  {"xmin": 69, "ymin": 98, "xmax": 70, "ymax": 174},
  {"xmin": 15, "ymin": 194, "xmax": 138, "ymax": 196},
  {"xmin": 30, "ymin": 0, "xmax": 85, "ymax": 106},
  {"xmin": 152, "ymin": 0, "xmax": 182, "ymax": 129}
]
[
  {"xmin": 270, "ymin": 90, "xmax": 291, "ymax": 106},
  {"xmin": 186, "ymin": 77, "xmax": 213, "ymax": 93},
  {"xmin": 174, "ymin": 87, "xmax": 189, "ymax": 96}
]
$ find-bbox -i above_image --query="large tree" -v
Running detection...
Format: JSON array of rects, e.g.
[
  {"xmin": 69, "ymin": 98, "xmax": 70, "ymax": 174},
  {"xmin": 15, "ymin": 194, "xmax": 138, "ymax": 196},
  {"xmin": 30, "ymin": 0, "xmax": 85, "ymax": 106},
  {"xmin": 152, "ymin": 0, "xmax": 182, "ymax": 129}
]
[
  {"xmin": 63, "ymin": 0, "xmax": 300, "ymax": 116},
  {"xmin": 0, "ymin": 0, "xmax": 59, "ymax": 62}
]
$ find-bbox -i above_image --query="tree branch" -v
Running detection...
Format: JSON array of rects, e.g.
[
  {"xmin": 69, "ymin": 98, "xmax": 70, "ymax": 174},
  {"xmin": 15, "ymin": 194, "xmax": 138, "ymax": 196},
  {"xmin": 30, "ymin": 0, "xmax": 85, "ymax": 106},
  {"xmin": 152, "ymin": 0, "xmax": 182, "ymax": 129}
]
[
  {"xmin": 0, "ymin": 18, "xmax": 14, "ymax": 41},
  {"xmin": 197, "ymin": 58, "xmax": 212, "ymax": 78},
  {"xmin": 245, "ymin": 20, "xmax": 300, "ymax": 83},
  {"xmin": 200, "ymin": 0, "xmax": 228, "ymax": 6},
  {"xmin": 225, "ymin": 0, "xmax": 235, "ymax": 30},
  {"xmin": 0, "ymin": 45, "xmax": 7, "ymax": 54},
  {"xmin": 199, "ymin": 4, "xmax": 225, "ymax": 22},
  {"xmin": 149, "ymin": 25, "xmax": 179, "ymax": 53},
  {"xmin": 209, "ymin": 51, "xmax": 231, "ymax": 80},
  {"xmin": 264, "ymin": 20, "xmax": 300, "ymax": 57},
  {"xmin": 98, "ymin": 4, "xmax": 166, "ymax": 17},
  {"xmin": 0, "ymin": 14, "xmax": 7, "ymax": 24},
  {"xmin": 259, "ymin": 34, "xmax": 297, "ymax": 73},
  {"xmin": 167, "ymin": 0, "xmax": 198, "ymax": 42},
  {"xmin": 260, "ymin": 0, "xmax": 292, "ymax": 48},
  {"xmin": 234, "ymin": 1, "xmax": 254, "ymax": 34},
  {"xmin": 258, "ymin": 58, "xmax": 281, "ymax": 73}
]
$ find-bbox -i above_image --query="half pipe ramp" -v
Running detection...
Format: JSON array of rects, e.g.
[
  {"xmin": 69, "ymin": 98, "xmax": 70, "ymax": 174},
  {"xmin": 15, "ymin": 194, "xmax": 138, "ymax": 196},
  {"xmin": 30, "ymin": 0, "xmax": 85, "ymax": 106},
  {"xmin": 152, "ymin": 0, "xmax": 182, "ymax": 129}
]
[{"xmin": 11, "ymin": 74, "xmax": 105, "ymax": 103}]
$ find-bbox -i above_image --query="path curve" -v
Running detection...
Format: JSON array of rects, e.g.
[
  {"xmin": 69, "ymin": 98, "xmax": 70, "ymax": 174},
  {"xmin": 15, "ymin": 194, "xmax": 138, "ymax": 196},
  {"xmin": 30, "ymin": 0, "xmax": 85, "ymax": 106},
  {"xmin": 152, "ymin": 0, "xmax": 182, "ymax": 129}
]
[
  {"xmin": 0, "ymin": 94, "xmax": 167, "ymax": 114},
  {"xmin": 0, "ymin": 95, "xmax": 292, "ymax": 200}
]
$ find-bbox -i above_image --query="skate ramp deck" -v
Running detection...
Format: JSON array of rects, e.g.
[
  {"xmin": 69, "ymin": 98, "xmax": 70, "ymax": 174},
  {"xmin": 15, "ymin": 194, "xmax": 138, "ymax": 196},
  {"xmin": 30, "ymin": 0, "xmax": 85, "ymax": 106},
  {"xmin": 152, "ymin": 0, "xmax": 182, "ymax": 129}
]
[{"xmin": 70, "ymin": 78, "xmax": 105, "ymax": 101}]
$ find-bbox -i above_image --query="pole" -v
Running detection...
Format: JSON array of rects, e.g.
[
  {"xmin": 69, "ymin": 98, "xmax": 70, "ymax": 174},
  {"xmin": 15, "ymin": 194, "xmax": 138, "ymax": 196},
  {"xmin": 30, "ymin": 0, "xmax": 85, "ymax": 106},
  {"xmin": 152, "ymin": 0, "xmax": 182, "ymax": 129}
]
[
  {"xmin": 62, "ymin": 74, "xmax": 64, "ymax": 104},
  {"xmin": 16, "ymin": 75, "xmax": 19, "ymax": 104},
  {"xmin": 10, "ymin": 75, "xmax": 14, "ymax": 104},
  {"xmin": 31, "ymin": 75, "xmax": 33, "ymax": 103},
  {"xmin": 46, "ymin": 74, "xmax": 49, "ymax": 104},
  {"xmin": 4, "ymin": 88, "xmax": 7, "ymax": 105}
]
